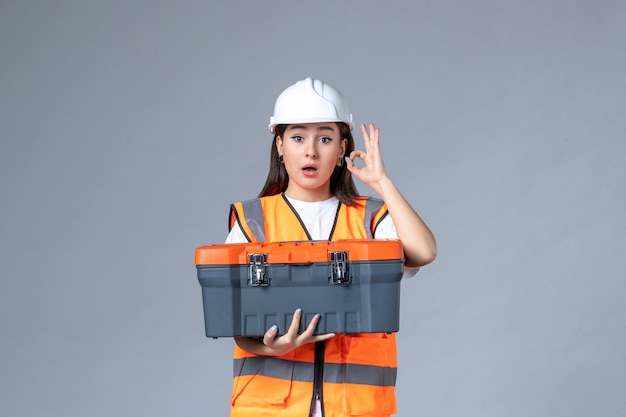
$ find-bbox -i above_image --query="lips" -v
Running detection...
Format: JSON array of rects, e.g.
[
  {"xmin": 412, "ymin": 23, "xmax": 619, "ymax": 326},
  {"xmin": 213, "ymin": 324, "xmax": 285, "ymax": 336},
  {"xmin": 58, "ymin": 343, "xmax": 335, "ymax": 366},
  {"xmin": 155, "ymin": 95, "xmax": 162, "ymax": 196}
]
[{"xmin": 301, "ymin": 164, "xmax": 318, "ymax": 176}]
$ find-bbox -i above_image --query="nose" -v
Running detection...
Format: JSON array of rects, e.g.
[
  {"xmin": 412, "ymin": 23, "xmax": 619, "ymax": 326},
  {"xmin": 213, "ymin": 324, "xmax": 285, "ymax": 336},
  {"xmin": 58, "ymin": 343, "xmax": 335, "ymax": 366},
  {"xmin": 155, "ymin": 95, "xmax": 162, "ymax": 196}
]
[{"xmin": 305, "ymin": 140, "xmax": 318, "ymax": 159}]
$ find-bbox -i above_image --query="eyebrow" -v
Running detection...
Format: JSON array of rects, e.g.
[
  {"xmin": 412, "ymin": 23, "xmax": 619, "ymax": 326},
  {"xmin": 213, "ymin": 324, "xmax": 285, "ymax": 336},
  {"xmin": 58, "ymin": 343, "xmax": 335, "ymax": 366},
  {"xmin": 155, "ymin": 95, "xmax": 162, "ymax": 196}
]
[{"xmin": 289, "ymin": 125, "xmax": 337, "ymax": 132}]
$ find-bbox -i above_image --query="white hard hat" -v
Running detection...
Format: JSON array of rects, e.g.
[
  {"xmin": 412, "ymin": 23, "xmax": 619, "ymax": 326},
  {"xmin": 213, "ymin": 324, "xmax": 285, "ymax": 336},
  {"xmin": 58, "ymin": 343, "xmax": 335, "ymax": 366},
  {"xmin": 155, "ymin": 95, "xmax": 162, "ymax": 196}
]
[{"xmin": 269, "ymin": 77, "xmax": 354, "ymax": 133}]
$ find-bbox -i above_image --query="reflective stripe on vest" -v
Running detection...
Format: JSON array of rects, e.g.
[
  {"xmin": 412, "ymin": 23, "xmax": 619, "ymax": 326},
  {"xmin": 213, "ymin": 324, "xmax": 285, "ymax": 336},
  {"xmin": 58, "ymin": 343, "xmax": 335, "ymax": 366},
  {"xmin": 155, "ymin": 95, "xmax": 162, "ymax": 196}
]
[
  {"xmin": 364, "ymin": 197, "xmax": 384, "ymax": 239},
  {"xmin": 239, "ymin": 199, "xmax": 265, "ymax": 242},
  {"xmin": 235, "ymin": 356, "xmax": 397, "ymax": 386},
  {"xmin": 229, "ymin": 200, "xmax": 265, "ymax": 242}
]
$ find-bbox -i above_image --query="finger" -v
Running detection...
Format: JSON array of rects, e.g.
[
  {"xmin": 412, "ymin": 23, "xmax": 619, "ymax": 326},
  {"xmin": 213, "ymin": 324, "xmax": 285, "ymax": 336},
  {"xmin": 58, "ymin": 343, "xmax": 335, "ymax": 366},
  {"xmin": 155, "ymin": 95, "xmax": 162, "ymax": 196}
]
[
  {"xmin": 345, "ymin": 163, "xmax": 357, "ymax": 177},
  {"xmin": 349, "ymin": 150, "xmax": 366, "ymax": 162},
  {"xmin": 301, "ymin": 313, "xmax": 321, "ymax": 337},
  {"xmin": 345, "ymin": 153, "xmax": 363, "ymax": 175},
  {"xmin": 361, "ymin": 124, "xmax": 373, "ymax": 151},
  {"xmin": 367, "ymin": 124, "xmax": 379, "ymax": 148},
  {"xmin": 311, "ymin": 332, "xmax": 336, "ymax": 342},
  {"xmin": 344, "ymin": 156, "xmax": 354, "ymax": 170},
  {"xmin": 360, "ymin": 123, "xmax": 370, "ymax": 140},
  {"xmin": 369, "ymin": 123, "xmax": 377, "ymax": 135},
  {"xmin": 286, "ymin": 308, "xmax": 302, "ymax": 335},
  {"xmin": 263, "ymin": 324, "xmax": 278, "ymax": 346}
]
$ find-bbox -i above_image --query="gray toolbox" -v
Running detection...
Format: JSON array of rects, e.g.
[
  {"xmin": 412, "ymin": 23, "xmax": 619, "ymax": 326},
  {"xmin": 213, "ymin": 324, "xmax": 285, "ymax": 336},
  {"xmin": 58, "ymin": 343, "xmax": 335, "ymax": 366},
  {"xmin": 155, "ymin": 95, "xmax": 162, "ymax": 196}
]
[{"xmin": 195, "ymin": 239, "xmax": 404, "ymax": 338}]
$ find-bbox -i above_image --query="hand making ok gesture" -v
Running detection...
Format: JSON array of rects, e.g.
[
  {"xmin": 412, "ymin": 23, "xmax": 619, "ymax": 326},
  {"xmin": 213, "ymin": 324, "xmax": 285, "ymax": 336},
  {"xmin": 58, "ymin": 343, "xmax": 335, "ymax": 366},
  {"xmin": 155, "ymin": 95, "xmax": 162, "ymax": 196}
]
[{"xmin": 345, "ymin": 123, "xmax": 390, "ymax": 197}]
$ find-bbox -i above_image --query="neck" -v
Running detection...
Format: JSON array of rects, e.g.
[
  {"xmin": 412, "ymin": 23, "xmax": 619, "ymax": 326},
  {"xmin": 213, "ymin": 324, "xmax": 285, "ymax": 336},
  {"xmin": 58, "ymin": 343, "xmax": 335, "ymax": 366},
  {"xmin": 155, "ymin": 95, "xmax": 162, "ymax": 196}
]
[{"xmin": 284, "ymin": 190, "xmax": 333, "ymax": 202}]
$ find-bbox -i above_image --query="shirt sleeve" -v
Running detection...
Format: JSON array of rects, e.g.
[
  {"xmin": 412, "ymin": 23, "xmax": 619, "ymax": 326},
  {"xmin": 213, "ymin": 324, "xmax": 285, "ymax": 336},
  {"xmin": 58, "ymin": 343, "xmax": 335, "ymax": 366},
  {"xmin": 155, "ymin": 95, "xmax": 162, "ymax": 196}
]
[
  {"xmin": 374, "ymin": 215, "xmax": 420, "ymax": 279},
  {"xmin": 225, "ymin": 222, "xmax": 249, "ymax": 244}
]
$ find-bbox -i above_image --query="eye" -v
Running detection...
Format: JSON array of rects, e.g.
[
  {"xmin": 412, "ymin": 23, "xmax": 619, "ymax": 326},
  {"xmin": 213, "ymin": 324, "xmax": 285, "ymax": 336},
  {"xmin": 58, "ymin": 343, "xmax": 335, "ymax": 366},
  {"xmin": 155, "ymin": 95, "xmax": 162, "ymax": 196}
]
[
  {"xmin": 291, "ymin": 135, "xmax": 304, "ymax": 142},
  {"xmin": 319, "ymin": 136, "xmax": 332, "ymax": 143}
]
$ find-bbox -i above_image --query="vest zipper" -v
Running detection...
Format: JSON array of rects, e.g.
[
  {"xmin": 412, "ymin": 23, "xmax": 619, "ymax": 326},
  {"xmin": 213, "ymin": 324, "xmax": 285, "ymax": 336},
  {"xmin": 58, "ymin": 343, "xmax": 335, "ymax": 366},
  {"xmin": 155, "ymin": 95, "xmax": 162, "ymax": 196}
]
[{"xmin": 309, "ymin": 340, "xmax": 326, "ymax": 417}]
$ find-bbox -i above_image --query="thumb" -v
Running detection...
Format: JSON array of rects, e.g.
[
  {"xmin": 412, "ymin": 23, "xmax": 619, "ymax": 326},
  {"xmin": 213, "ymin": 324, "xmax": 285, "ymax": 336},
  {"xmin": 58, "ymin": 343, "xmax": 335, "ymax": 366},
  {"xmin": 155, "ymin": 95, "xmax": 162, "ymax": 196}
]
[
  {"xmin": 345, "ymin": 156, "xmax": 356, "ymax": 172},
  {"xmin": 263, "ymin": 325, "xmax": 278, "ymax": 346}
]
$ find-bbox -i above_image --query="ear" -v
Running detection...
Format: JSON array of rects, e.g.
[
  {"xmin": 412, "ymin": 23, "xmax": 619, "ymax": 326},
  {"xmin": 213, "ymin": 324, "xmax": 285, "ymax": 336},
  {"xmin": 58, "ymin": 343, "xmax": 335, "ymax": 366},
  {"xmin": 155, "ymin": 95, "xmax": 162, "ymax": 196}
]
[
  {"xmin": 275, "ymin": 136, "xmax": 283, "ymax": 155},
  {"xmin": 340, "ymin": 138, "xmax": 348, "ymax": 157}
]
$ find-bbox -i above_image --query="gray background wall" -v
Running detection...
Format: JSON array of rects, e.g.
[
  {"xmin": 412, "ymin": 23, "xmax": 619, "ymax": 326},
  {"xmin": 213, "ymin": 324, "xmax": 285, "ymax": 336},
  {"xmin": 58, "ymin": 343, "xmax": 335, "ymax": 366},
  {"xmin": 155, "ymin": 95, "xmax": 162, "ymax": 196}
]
[{"xmin": 1, "ymin": 1, "xmax": 624, "ymax": 416}]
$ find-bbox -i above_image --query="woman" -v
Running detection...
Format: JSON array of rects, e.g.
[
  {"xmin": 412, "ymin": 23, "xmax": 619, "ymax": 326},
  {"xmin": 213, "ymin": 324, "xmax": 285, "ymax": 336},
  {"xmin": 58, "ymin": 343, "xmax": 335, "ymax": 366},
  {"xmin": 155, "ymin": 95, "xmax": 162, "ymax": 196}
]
[{"xmin": 226, "ymin": 77, "xmax": 436, "ymax": 417}]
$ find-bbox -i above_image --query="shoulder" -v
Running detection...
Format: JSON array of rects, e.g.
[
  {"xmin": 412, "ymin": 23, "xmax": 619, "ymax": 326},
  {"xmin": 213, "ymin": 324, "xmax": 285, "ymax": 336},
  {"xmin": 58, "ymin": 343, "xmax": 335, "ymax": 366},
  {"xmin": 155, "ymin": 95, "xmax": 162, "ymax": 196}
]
[
  {"xmin": 346, "ymin": 196, "xmax": 385, "ymax": 211},
  {"xmin": 350, "ymin": 195, "xmax": 383, "ymax": 204},
  {"xmin": 230, "ymin": 194, "xmax": 281, "ymax": 208}
]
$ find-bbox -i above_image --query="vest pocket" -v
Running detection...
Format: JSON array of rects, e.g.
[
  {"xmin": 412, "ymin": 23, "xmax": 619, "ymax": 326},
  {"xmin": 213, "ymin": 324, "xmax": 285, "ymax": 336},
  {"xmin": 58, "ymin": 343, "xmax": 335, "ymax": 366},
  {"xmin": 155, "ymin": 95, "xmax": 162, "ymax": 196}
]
[
  {"xmin": 344, "ymin": 335, "xmax": 397, "ymax": 415},
  {"xmin": 230, "ymin": 356, "xmax": 294, "ymax": 407}
]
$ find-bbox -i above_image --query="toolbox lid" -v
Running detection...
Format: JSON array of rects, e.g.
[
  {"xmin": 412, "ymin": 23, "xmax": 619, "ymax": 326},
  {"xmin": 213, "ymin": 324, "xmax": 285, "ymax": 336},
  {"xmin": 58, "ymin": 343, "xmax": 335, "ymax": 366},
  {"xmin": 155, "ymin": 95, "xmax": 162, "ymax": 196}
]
[{"xmin": 195, "ymin": 239, "xmax": 403, "ymax": 265}]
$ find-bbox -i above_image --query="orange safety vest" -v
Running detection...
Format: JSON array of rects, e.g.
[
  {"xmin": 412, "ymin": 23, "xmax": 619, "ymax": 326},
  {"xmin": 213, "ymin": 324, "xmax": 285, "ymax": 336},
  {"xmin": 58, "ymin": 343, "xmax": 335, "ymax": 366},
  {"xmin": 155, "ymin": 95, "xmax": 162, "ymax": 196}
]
[{"xmin": 228, "ymin": 193, "xmax": 398, "ymax": 417}]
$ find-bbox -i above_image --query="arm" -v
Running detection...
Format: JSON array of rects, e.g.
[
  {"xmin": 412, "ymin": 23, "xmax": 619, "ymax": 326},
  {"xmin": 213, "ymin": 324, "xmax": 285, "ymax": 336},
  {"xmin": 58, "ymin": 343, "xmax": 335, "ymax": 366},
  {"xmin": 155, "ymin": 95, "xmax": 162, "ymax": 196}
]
[{"xmin": 346, "ymin": 124, "xmax": 437, "ymax": 267}]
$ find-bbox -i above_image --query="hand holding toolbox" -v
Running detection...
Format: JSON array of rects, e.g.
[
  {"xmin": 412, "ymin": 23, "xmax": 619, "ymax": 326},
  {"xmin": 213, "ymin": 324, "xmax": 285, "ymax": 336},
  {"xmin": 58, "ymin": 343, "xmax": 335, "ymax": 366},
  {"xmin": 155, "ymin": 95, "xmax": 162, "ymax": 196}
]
[{"xmin": 196, "ymin": 239, "xmax": 404, "ymax": 338}]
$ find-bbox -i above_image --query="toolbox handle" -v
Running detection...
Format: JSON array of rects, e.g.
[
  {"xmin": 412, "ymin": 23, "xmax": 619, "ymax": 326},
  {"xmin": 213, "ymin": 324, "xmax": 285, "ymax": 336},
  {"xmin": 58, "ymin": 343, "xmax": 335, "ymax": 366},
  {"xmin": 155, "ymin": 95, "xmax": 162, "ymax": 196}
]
[
  {"xmin": 248, "ymin": 253, "xmax": 270, "ymax": 286},
  {"xmin": 329, "ymin": 251, "xmax": 351, "ymax": 284}
]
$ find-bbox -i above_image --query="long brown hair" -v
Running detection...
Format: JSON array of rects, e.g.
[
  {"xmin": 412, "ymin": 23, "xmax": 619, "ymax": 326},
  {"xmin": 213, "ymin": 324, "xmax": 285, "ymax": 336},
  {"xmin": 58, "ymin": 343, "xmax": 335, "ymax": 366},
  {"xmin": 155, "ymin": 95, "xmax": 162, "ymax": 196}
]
[{"xmin": 258, "ymin": 122, "xmax": 360, "ymax": 204}]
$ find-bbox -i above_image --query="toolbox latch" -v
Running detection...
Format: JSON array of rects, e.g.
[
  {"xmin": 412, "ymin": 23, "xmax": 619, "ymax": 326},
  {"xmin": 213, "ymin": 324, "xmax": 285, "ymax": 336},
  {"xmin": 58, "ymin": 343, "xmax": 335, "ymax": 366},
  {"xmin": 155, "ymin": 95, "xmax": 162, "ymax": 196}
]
[
  {"xmin": 248, "ymin": 253, "xmax": 269, "ymax": 286},
  {"xmin": 329, "ymin": 251, "xmax": 351, "ymax": 284}
]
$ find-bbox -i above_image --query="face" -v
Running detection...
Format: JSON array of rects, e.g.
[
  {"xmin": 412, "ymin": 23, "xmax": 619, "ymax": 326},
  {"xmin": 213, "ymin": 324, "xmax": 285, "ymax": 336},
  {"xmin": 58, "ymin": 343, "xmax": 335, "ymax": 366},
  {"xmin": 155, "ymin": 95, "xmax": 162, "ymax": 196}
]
[{"xmin": 276, "ymin": 122, "xmax": 347, "ymax": 201}]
